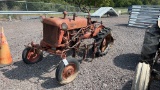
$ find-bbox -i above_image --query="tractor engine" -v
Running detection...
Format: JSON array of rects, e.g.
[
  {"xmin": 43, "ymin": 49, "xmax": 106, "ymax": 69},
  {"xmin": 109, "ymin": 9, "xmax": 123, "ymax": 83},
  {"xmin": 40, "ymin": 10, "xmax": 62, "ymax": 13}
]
[{"xmin": 40, "ymin": 12, "xmax": 88, "ymax": 49}]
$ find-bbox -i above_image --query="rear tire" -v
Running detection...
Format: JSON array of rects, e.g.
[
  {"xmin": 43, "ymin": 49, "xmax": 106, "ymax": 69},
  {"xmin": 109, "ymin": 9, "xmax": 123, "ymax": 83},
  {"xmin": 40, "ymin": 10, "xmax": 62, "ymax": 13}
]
[
  {"xmin": 131, "ymin": 62, "xmax": 150, "ymax": 90},
  {"xmin": 55, "ymin": 57, "xmax": 79, "ymax": 84},
  {"xmin": 94, "ymin": 27, "xmax": 114, "ymax": 57},
  {"xmin": 141, "ymin": 24, "xmax": 160, "ymax": 60}
]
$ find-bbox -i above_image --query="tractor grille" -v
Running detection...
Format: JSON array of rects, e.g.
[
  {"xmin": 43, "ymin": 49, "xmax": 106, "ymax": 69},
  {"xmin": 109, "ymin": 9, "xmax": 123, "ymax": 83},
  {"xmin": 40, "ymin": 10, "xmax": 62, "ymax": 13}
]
[{"xmin": 43, "ymin": 23, "xmax": 59, "ymax": 47}]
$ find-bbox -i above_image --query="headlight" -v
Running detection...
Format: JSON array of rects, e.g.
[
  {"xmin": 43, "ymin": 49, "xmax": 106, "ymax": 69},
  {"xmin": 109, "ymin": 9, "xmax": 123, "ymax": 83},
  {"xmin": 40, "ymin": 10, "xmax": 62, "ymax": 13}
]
[{"xmin": 61, "ymin": 23, "xmax": 68, "ymax": 30}]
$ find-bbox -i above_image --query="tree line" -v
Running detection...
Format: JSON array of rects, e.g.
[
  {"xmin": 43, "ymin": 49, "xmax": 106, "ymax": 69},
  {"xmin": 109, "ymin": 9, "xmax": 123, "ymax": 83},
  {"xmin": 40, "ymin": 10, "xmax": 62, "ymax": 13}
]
[{"xmin": 27, "ymin": 0, "xmax": 160, "ymax": 7}]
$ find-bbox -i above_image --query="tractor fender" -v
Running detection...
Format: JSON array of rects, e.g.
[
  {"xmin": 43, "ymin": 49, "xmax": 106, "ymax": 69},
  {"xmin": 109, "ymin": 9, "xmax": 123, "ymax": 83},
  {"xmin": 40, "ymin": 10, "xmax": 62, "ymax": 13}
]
[{"xmin": 92, "ymin": 25, "xmax": 105, "ymax": 37}]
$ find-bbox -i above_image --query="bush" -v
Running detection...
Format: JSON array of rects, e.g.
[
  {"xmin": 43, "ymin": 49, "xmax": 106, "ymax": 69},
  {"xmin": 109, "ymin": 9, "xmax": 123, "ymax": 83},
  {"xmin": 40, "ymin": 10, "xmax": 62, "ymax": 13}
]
[
  {"xmin": 55, "ymin": 4, "xmax": 61, "ymax": 11},
  {"xmin": 27, "ymin": 2, "xmax": 44, "ymax": 11},
  {"xmin": 42, "ymin": 3, "xmax": 53, "ymax": 11},
  {"xmin": 58, "ymin": 6, "xmax": 66, "ymax": 12},
  {"xmin": 0, "ymin": 3, "xmax": 8, "ymax": 11}
]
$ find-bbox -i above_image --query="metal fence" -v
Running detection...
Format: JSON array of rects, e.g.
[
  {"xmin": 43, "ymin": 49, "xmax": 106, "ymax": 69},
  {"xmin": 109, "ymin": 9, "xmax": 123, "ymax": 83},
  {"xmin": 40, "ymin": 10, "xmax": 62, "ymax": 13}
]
[
  {"xmin": 0, "ymin": 1, "xmax": 100, "ymax": 21},
  {"xmin": 128, "ymin": 5, "xmax": 160, "ymax": 28},
  {"xmin": 0, "ymin": 1, "xmax": 91, "ymax": 20}
]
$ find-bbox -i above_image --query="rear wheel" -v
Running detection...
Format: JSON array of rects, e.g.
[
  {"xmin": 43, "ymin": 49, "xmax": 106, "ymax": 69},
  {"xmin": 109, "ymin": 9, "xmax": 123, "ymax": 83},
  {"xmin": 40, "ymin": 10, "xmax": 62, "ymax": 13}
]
[
  {"xmin": 94, "ymin": 27, "xmax": 114, "ymax": 57},
  {"xmin": 141, "ymin": 24, "xmax": 160, "ymax": 60},
  {"xmin": 131, "ymin": 62, "xmax": 150, "ymax": 90},
  {"xmin": 22, "ymin": 47, "xmax": 43, "ymax": 64},
  {"xmin": 56, "ymin": 57, "xmax": 79, "ymax": 84}
]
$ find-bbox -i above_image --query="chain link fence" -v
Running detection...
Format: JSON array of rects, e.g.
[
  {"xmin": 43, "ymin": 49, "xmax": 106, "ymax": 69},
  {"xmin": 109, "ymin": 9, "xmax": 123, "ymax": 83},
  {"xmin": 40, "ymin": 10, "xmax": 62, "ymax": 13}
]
[
  {"xmin": 0, "ymin": 1, "xmax": 99, "ymax": 20},
  {"xmin": 0, "ymin": 1, "xmax": 81, "ymax": 12}
]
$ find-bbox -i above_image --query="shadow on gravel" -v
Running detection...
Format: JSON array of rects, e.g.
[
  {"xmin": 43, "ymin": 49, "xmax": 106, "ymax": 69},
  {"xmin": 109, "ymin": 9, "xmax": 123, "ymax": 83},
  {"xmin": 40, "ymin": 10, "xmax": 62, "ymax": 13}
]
[
  {"xmin": 1, "ymin": 55, "xmax": 63, "ymax": 89},
  {"xmin": 115, "ymin": 24, "xmax": 128, "ymax": 27},
  {"xmin": 115, "ymin": 24, "xmax": 147, "ymax": 30},
  {"xmin": 0, "ymin": 48, "xmax": 95, "ymax": 89},
  {"xmin": 41, "ymin": 78, "xmax": 62, "ymax": 89},
  {"xmin": 121, "ymin": 78, "xmax": 160, "ymax": 90},
  {"xmin": 122, "ymin": 80, "xmax": 132, "ymax": 90},
  {"xmin": 113, "ymin": 53, "xmax": 140, "ymax": 71}
]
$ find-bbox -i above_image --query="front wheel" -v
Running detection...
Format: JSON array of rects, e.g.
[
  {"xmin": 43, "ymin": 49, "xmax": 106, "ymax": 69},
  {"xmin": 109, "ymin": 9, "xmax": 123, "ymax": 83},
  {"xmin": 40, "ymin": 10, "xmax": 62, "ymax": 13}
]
[
  {"xmin": 131, "ymin": 62, "xmax": 151, "ymax": 90},
  {"xmin": 56, "ymin": 57, "xmax": 80, "ymax": 84},
  {"xmin": 22, "ymin": 47, "xmax": 43, "ymax": 64}
]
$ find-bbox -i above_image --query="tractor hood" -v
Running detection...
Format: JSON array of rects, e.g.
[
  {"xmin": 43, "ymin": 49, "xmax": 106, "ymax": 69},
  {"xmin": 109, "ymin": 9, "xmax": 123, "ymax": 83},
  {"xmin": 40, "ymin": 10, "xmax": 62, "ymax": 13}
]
[{"xmin": 42, "ymin": 16, "xmax": 87, "ymax": 30}]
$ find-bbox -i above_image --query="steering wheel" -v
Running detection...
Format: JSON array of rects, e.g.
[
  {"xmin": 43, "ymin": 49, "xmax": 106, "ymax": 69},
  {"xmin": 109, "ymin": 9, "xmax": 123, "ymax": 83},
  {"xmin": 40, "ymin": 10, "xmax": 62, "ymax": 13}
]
[{"xmin": 76, "ymin": 0, "xmax": 91, "ymax": 13}]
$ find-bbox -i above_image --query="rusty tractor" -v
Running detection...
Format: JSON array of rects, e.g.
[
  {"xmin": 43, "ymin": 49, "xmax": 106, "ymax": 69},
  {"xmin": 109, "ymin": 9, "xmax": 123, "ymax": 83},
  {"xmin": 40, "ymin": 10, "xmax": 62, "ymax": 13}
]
[
  {"xmin": 131, "ymin": 17, "xmax": 160, "ymax": 90},
  {"xmin": 22, "ymin": 1, "xmax": 114, "ymax": 84}
]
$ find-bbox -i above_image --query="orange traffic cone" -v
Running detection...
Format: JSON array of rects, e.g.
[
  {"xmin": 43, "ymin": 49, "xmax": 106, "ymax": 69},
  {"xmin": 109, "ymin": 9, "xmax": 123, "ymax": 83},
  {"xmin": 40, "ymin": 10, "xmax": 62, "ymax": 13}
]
[{"xmin": 0, "ymin": 27, "xmax": 12, "ymax": 66}]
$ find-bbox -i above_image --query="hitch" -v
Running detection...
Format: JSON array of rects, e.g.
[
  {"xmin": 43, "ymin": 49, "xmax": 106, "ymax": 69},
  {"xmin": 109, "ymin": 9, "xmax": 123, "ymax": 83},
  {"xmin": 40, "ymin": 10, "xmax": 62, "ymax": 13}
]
[{"xmin": 92, "ymin": 41, "xmax": 98, "ymax": 60}]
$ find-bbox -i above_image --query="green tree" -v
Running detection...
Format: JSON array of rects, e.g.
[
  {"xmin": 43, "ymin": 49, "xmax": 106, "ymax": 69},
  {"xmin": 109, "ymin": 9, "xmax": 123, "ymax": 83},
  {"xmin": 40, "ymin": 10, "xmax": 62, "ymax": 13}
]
[
  {"xmin": 110, "ymin": 0, "xmax": 115, "ymax": 7},
  {"xmin": 132, "ymin": 0, "xmax": 143, "ymax": 5},
  {"xmin": 17, "ymin": 0, "xmax": 160, "ymax": 8},
  {"xmin": 150, "ymin": 0, "xmax": 160, "ymax": 5},
  {"xmin": 115, "ymin": 0, "xmax": 132, "ymax": 7},
  {"xmin": 143, "ymin": 0, "xmax": 150, "ymax": 5}
]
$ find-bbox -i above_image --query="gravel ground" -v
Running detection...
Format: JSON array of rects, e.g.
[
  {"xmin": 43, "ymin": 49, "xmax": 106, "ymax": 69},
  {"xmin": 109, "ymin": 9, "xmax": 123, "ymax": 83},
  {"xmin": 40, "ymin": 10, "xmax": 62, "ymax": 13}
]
[{"xmin": 0, "ymin": 15, "xmax": 159, "ymax": 90}]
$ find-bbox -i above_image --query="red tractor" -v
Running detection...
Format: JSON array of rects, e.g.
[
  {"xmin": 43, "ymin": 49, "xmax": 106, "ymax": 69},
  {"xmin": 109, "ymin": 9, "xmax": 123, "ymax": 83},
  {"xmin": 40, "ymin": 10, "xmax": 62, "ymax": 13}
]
[{"xmin": 22, "ymin": 3, "xmax": 114, "ymax": 84}]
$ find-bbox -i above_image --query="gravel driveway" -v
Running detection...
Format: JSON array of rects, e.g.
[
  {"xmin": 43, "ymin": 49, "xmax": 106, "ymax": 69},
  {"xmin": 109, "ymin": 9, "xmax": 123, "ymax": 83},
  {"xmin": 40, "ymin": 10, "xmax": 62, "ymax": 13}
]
[{"xmin": 0, "ymin": 15, "xmax": 159, "ymax": 90}]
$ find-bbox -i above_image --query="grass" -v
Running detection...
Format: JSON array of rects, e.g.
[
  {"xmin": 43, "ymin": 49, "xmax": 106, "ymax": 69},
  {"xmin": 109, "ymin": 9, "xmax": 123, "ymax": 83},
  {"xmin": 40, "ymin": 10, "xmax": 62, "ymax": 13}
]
[{"xmin": 114, "ymin": 7, "xmax": 128, "ymax": 14}]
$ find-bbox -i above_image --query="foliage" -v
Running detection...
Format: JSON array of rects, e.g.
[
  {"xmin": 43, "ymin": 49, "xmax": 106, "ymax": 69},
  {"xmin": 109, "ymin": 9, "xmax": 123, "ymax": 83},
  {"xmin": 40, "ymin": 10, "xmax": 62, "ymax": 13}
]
[
  {"xmin": 0, "ymin": 3, "xmax": 8, "ymax": 11},
  {"xmin": 0, "ymin": 0, "xmax": 160, "ymax": 12},
  {"xmin": 66, "ymin": 0, "xmax": 160, "ymax": 7}
]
